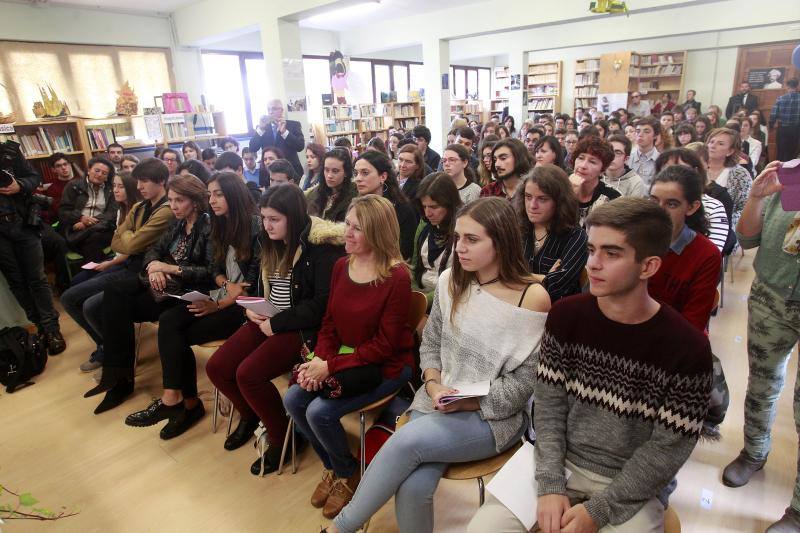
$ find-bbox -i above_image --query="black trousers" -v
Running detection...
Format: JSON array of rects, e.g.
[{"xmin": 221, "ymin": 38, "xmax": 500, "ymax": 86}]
[
  {"xmin": 0, "ymin": 220, "xmax": 60, "ymax": 333},
  {"xmin": 40, "ymin": 223, "xmax": 71, "ymax": 290},
  {"xmin": 102, "ymin": 277, "xmax": 247, "ymax": 398},
  {"xmin": 69, "ymin": 227, "xmax": 114, "ymax": 263},
  {"xmin": 776, "ymin": 124, "xmax": 800, "ymax": 162}
]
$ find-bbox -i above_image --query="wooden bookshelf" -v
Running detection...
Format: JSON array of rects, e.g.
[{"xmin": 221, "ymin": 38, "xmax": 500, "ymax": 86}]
[
  {"xmin": 574, "ymin": 57, "xmax": 600, "ymax": 113},
  {"xmin": 491, "ymin": 66, "xmax": 509, "ymax": 114},
  {"xmin": 629, "ymin": 51, "xmax": 686, "ymax": 110},
  {"xmin": 527, "ymin": 61, "xmax": 561, "ymax": 115},
  {"xmin": 450, "ymin": 99, "xmax": 484, "ymax": 123},
  {"xmin": 386, "ymin": 102, "xmax": 423, "ymax": 131},
  {"xmin": 8, "ymin": 118, "xmax": 91, "ymax": 170}
]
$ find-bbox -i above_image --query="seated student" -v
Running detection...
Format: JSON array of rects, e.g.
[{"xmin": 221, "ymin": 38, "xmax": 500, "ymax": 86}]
[
  {"xmin": 85, "ymin": 175, "xmax": 215, "ymax": 414},
  {"xmin": 265, "ymin": 159, "xmax": 298, "ymax": 187},
  {"xmin": 442, "ymin": 143, "xmax": 481, "ymax": 205},
  {"xmin": 569, "ymin": 136, "xmax": 620, "ymax": 227},
  {"xmin": 72, "ymin": 170, "xmax": 143, "ymax": 293},
  {"xmin": 413, "ymin": 125, "xmax": 441, "ymax": 171},
  {"xmin": 482, "ymin": 138, "xmax": 531, "ymax": 200},
  {"xmin": 160, "ymin": 148, "xmax": 181, "ymax": 177},
  {"xmin": 518, "ymin": 165, "xmax": 588, "ymax": 302},
  {"xmin": 300, "ymin": 143, "xmax": 326, "ymax": 191},
  {"xmin": 329, "ymin": 197, "xmax": 550, "ymax": 533},
  {"xmin": 411, "ymin": 173, "xmax": 462, "ymax": 308},
  {"xmin": 283, "ymin": 194, "xmax": 415, "ymax": 520},
  {"xmin": 705, "ymin": 128, "xmax": 752, "ymax": 229},
  {"xmin": 177, "ymin": 159, "xmax": 211, "ymax": 184},
  {"xmin": 42, "ymin": 152, "xmax": 79, "ymax": 224},
  {"xmin": 333, "ymin": 137, "xmax": 353, "ymax": 159},
  {"xmin": 207, "ymin": 184, "xmax": 345, "ymax": 472},
  {"xmin": 88, "ymin": 172, "xmax": 260, "ymax": 418},
  {"xmin": 648, "ymin": 165, "xmax": 722, "ymax": 331},
  {"xmin": 468, "ymin": 198, "xmax": 712, "ymax": 533},
  {"xmin": 366, "ymin": 136, "xmax": 389, "ymax": 156},
  {"xmin": 201, "ymin": 148, "xmax": 217, "ymax": 173},
  {"xmin": 603, "ymin": 133, "xmax": 646, "ymax": 198},
  {"xmin": 182, "ymin": 140, "xmax": 201, "ymax": 162},
  {"xmin": 241, "ymin": 147, "xmax": 260, "ymax": 185},
  {"xmin": 657, "ymin": 147, "xmax": 734, "ymax": 255},
  {"xmin": 307, "ymin": 148, "xmax": 358, "ymax": 223},
  {"xmin": 215, "ymin": 151, "xmax": 262, "ymax": 204},
  {"xmin": 533, "ymin": 135, "xmax": 566, "ymax": 171},
  {"xmin": 477, "ymin": 138, "xmax": 498, "ymax": 187},
  {"xmin": 258, "ymin": 146, "xmax": 285, "ymax": 189},
  {"xmin": 221, "ymin": 137, "xmax": 240, "ymax": 154},
  {"xmin": 58, "ymin": 157, "xmax": 118, "ymax": 262},
  {"xmin": 396, "ymin": 144, "xmax": 426, "ymax": 202},
  {"xmin": 454, "ymin": 127, "xmax": 480, "ymax": 170},
  {"xmin": 61, "ymin": 159, "xmax": 174, "ymax": 373},
  {"xmin": 353, "ymin": 150, "xmax": 418, "ymax": 260},
  {"xmin": 674, "ymin": 122, "xmax": 698, "ymax": 147}
]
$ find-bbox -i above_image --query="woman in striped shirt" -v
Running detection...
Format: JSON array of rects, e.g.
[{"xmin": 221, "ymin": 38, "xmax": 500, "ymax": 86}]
[
  {"xmin": 206, "ymin": 184, "xmax": 346, "ymax": 474},
  {"xmin": 516, "ymin": 165, "xmax": 588, "ymax": 302}
]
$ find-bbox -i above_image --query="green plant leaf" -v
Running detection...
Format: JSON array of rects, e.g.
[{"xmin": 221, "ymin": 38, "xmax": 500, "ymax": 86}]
[{"xmin": 18, "ymin": 493, "xmax": 38, "ymax": 506}]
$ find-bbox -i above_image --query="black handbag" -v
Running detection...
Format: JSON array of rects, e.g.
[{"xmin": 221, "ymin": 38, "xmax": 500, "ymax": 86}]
[{"xmin": 138, "ymin": 257, "xmax": 183, "ymax": 302}]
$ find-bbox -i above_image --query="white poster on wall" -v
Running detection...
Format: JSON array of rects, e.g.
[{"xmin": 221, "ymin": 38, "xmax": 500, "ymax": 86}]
[{"xmin": 596, "ymin": 92, "xmax": 629, "ymax": 114}]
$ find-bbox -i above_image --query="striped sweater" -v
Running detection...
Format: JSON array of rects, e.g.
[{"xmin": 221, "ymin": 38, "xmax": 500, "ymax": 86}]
[
  {"xmin": 534, "ymin": 293, "xmax": 712, "ymax": 528},
  {"xmin": 409, "ymin": 269, "xmax": 547, "ymax": 451}
]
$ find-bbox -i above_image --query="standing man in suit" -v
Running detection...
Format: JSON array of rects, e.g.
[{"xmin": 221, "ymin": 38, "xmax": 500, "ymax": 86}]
[
  {"xmin": 249, "ymin": 99, "xmax": 305, "ymax": 176},
  {"xmin": 682, "ymin": 89, "xmax": 702, "ymax": 114},
  {"xmin": 726, "ymin": 81, "xmax": 759, "ymax": 119}
]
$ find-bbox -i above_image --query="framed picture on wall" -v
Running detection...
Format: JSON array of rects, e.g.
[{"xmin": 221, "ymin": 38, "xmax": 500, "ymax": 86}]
[{"xmin": 747, "ymin": 67, "xmax": 786, "ymax": 90}]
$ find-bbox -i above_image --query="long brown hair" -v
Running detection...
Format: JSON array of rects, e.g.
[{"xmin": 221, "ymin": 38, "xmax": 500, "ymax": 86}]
[
  {"xmin": 515, "ymin": 165, "xmax": 578, "ymax": 237},
  {"xmin": 397, "ymin": 144, "xmax": 425, "ymax": 183},
  {"xmin": 258, "ymin": 183, "xmax": 309, "ymax": 277},
  {"xmin": 208, "ymin": 171, "xmax": 256, "ymax": 263},
  {"xmin": 449, "ymin": 197, "xmax": 534, "ymax": 321},
  {"xmin": 168, "ymin": 173, "xmax": 209, "ymax": 213},
  {"xmin": 347, "ymin": 195, "xmax": 406, "ymax": 283}
]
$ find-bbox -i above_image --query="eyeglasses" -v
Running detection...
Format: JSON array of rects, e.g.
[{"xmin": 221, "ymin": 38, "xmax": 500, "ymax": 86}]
[{"xmin": 565, "ymin": 140, "xmax": 578, "ymax": 145}]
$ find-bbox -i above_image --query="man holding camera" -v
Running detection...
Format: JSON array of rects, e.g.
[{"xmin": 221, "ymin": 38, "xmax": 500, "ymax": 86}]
[
  {"xmin": 249, "ymin": 99, "xmax": 305, "ymax": 176},
  {"xmin": 0, "ymin": 141, "xmax": 66, "ymax": 354}
]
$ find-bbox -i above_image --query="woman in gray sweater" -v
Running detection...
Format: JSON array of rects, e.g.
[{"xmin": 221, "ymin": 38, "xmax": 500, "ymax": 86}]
[{"xmin": 327, "ymin": 197, "xmax": 551, "ymax": 533}]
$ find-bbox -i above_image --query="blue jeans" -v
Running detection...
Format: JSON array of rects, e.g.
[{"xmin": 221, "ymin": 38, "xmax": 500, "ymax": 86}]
[
  {"xmin": 283, "ymin": 366, "xmax": 412, "ymax": 479},
  {"xmin": 60, "ymin": 265, "xmax": 134, "ymax": 352},
  {"xmin": 334, "ymin": 409, "xmax": 520, "ymax": 533}
]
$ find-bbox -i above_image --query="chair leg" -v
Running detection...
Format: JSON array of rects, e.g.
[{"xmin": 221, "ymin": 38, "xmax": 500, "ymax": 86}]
[
  {"xmin": 360, "ymin": 411, "xmax": 367, "ymax": 478},
  {"xmin": 134, "ymin": 322, "xmax": 143, "ymax": 373},
  {"xmin": 212, "ymin": 387, "xmax": 219, "ymax": 433},
  {"xmin": 278, "ymin": 419, "xmax": 292, "ymax": 476},
  {"xmin": 226, "ymin": 407, "xmax": 235, "ymax": 437},
  {"xmin": 291, "ymin": 421, "xmax": 297, "ymax": 475},
  {"xmin": 478, "ymin": 476, "xmax": 485, "ymax": 506}
]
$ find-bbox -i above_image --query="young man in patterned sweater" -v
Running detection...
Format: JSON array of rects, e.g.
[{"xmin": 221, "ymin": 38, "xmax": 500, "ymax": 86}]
[{"xmin": 469, "ymin": 198, "xmax": 712, "ymax": 533}]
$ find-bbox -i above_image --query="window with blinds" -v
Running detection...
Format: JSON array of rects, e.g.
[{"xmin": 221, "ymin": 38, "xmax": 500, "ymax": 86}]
[{"xmin": 0, "ymin": 40, "xmax": 174, "ymax": 121}]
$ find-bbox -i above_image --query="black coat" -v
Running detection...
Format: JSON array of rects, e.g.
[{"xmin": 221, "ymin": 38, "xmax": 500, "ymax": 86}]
[
  {"xmin": 249, "ymin": 119, "xmax": 305, "ymax": 176},
  {"xmin": 726, "ymin": 92, "xmax": 759, "ymax": 119},
  {"xmin": 306, "ymin": 182, "xmax": 358, "ymax": 223},
  {"xmin": 142, "ymin": 213, "xmax": 215, "ymax": 292},
  {"xmin": 58, "ymin": 178, "xmax": 117, "ymax": 231},
  {"xmin": 258, "ymin": 216, "xmax": 345, "ymax": 349},
  {"xmin": 0, "ymin": 141, "xmax": 40, "ymax": 219}
]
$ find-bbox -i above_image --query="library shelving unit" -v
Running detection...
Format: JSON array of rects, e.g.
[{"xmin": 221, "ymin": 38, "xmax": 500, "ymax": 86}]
[
  {"xmin": 491, "ymin": 66, "xmax": 509, "ymax": 115},
  {"xmin": 574, "ymin": 58, "xmax": 600, "ymax": 113},
  {"xmin": 527, "ymin": 61, "xmax": 561, "ymax": 116},
  {"xmin": 386, "ymin": 101, "xmax": 424, "ymax": 131},
  {"xmin": 628, "ymin": 51, "xmax": 686, "ymax": 110},
  {"xmin": 449, "ymin": 99, "xmax": 484, "ymax": 123},
  {"xmin": 7, "ymin": 118, "xmax": 91, "ymax": 179},
  {"xmin": 322, "ymin": 103, "xmax": 393, "ymax": 148}
]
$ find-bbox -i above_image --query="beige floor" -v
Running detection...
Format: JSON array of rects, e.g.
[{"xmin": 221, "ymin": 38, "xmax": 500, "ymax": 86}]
[{"xmin": 1, "ymin": 249, "xmax": 796, "ymax": 533}]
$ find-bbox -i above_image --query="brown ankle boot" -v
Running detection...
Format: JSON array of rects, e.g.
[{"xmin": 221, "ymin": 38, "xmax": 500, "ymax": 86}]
[
  {"xmin": 323, "ymin": 470, "xmax": 361, "ymax": 519},
  {"xmin": 311, "ymin": 469, "xmax": 335, "ymax": 508},
  {"xmin": 722, "ymin": 450, "xmax": 767, "ymax": 487}
]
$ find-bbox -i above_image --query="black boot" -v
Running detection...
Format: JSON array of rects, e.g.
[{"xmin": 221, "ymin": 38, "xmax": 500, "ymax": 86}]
[
  {"xmin": 94, "ymin": 379, "xmax": 134, "ymax": 414},
  {"xmin": 224, "ymin": 417, "xmax": 260, "ymax": 451},
  {"xmin": 125, "ymin": 399, "xmax": 185, "ymax": 427},
  {"xmin": 44, "ymin": 331, "xmax": 66, "ymax": 356}
]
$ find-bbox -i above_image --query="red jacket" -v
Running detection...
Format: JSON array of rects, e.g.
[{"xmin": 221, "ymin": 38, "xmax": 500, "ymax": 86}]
[{"xmin": 314, "ymin": 257, "xmax": 414, "ymax": 379}]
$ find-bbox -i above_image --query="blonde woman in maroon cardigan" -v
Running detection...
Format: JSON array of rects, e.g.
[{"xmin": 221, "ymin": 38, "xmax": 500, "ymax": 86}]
[{"xmin": 283, "ymin": 194, "xmax": 414, "ymax": 521}]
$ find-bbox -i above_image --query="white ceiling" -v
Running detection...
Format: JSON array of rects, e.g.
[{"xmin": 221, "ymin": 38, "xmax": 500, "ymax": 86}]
[
  {"xmin": 298, "ymin": 0, "xmax": 488, "ymax": 31},
  {"xmin": 45, "ymin": 0, "xmax": 198, "ymax": 14}
]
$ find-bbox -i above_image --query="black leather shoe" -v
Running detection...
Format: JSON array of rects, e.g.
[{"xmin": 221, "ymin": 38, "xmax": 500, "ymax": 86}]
[
  {"xmin": 125, "ymin": 399, "xmax": 184, "ymax": 427},
  {"xmin": 160, "ymin": 402, "xmax": 205, "ymax": 440},
  {"xmin": 45, "ymin": 331, "xmax": 66, "ymax": 356},
  {"xmin": 224, "ymin": 417, "xmax": 260, "ymax": 451},
  {"xmin": 94, "ymin": 380, "xmax": 134, "ymax": 414},
  {"xmin": 251, "ymin": 432, "xmax": 307, "ymax": 476}
]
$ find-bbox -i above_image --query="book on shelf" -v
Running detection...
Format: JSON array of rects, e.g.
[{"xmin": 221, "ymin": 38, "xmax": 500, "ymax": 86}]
[
  {"xmin": 574, "ymin": 86, "xmax": 598, "ymax": 97},
  {"xmin": 392, "ymin": 104, "xmax": 417, "ymax": 118},
  {"xmin": 190, "ymin": 112, "xmax": 215, "ymax": 135},
  {"xmin": 86, "ymin": 127, "xmax": 116, "ymax": 151},
  {"xmin": 574, "ymin": 98, "xmax": 597, "ymax": 109},
  {"xmin": 380, "ymin": 91, "xmax": 398, "ymax": 103},
  {"xmin": 574, "ymin": 72, "xmax": 599, "ymax": 86},
  {"xmin": 528, "ymin": 85, "xmax": 558, "ymax": 96},
  {"xmin": 528, "ymin": 74, "xmax": 559, "ymax": 84},
  {"xmin": 578, "ymin": 59, "xmax": 600, "ymax": 71},
  {"xmin": 324, "ymin": 120, "xmax": 358, "ymax": 134},
  {"xmin": 18, "ymin": 127, "xmax": 76, "ymax": 157},
  {"xmin": 528, "ymin": 98, "xmax": 555, "ymax": 111},
  {"xmin": 528, "ymin": 64, "xmax": 558, "ymax": 75}
]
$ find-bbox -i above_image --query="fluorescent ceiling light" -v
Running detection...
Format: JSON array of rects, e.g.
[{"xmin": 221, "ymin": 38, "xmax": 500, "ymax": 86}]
[{"xmin": 299, "ymin": 1, "xmax": 383, "ymax": 28}]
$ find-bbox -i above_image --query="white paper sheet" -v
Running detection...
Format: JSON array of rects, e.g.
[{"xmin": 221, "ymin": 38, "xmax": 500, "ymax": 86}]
[
  {"xmin": 81, "ymin": 262, "xmax": 99, "ymax": 270},
  {"xmin": 167, "ymin": 291, "xmax": 211, "ymax": 302},
  {"xmin": 235, "ymin": 297, "xmax": 281, "ymax": 318},
  {"xmin": 438, "ymin": 380, "xmax": 491, "ymax": 405},
  {"xmin": 487, "ymin": 441, "xmax": 538, "ymax": 530}
]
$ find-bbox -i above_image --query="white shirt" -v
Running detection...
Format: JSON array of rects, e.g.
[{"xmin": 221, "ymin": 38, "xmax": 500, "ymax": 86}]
[
  {"xmin": 629, "ymin": 146, "xmax": 660, "ymax": 188},
  {"xmin": 744, "ymin": 135, "xmax": 762, "ymax": 166}
]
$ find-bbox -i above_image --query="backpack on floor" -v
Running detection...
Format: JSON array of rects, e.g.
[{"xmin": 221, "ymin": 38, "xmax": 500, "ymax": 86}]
[
  {"xmin": 362, "ymin": 395, "xmax": 411, "ymax": 467},
  {"xmin": 0, "ymin": 326, "xmax": 47, "ymax": 393}
]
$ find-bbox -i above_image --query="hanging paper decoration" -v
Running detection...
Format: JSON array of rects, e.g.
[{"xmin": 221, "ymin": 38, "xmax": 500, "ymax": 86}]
[{"xmin": 590, "ymin": 0, "xmax": 629, "ymax": 14}]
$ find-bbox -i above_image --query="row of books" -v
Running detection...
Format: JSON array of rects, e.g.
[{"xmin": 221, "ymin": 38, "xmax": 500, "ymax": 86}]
[
  {"xmin": 631, "ymin": 65, "xmax": 682, "ymax": 77},
  {"xmin": 451, "ymin": 103, "xmax": 481, "ymax": 114},
  {"xmin": 574, "ymin": 72, "xmax": 599, "ymax": 86},
  {"xmin": 574, "ymin": 97, "xmax": 598, "ymax": 109},
  {"xmin": 635, "ymin": 54, "xmax": 681, "ymax": 66},
  {"xmin": 529, "ymin": 85, "xmax": 558, "ymax": 96},
  {"xmin": 577, "ymin": 59, "xmax": 600, "ymax": 72},
  {"xmin": 323, "ymin": 104, "xmax": 381, "ymax": 120},
  {"xmin": 18, "ymin": 127, "xmax": 76, "ymax": 157},
  {"xmin": 393, "ymin": 117, "xmax": 419, "ymax": 129},
  {"xmin": 528, "ymin": 98, "xmax": 555, "ymax": 111},
  {"xmin": 361, "ymin": 117, "xmax": 386, "ymax": 130},
  {"xmin": 86, "ymin": 127, "xmax": 117, "ymax": 151},
  {"xmin": 528, "ymin": 74, "xmax": 559, "ymax": 85},
  {"xmin": 390, "ymin": 104, "xmax": 418, "ymax": 118},
  {"xmin": 528, "ymin": 64, "xmax": 558, "ymax": 75},
  {"xmin": 638, "ymin": 80, "xmax": 661, "ymax": 91},
  {"xmin": 574, "ymin": 86, "xmax": 599, "ymax": 97},
  {"xmin": 324, "ymin": 120, "xmax": 358, "ymax": 134}
]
